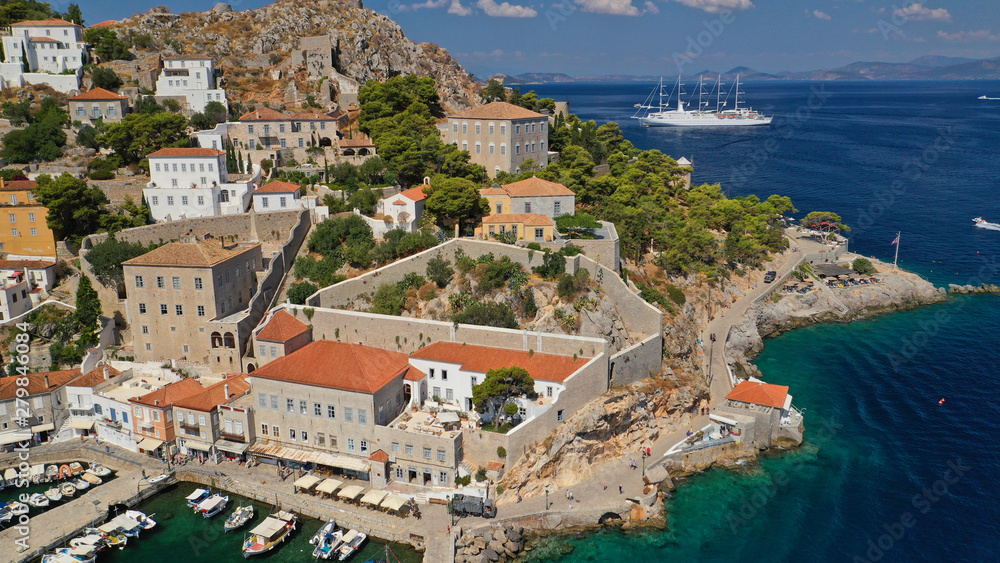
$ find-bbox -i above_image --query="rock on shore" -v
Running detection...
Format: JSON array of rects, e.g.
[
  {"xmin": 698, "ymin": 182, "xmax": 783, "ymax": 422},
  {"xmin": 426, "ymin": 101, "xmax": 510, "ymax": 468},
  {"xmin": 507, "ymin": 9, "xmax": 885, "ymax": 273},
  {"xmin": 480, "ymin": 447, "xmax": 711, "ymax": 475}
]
[{"xmin": 456, "ymin": 524, "xmax": 526, "ymax": 563}]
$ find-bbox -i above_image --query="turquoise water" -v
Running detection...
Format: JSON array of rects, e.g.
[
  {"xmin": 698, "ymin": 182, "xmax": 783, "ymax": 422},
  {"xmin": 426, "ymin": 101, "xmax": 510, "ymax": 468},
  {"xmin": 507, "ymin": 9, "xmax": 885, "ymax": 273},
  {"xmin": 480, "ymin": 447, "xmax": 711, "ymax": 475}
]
[{"xmin": 91, "ymin": 484, "xmax": 422, "ymax": 563}]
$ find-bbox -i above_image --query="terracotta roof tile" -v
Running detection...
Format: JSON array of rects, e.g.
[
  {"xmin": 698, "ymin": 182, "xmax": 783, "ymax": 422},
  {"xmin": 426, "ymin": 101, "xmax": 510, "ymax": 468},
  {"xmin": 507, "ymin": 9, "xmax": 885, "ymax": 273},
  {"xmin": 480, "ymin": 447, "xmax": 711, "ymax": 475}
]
[
  {"xmin": 403, "ymin": 367, "xmax": 426, "ymax": 381},
  {"xmin": 122, "ymin": 240, "xmax": 260, "ymax": 268},
  {"xmin": 257, "ymin": 310, "xmax": 309, "ymax": 342},
  {"xmin": 290, "ymin": 111, "xmax": 338, "ymax": 121},
  {"xmin": 238, "ymin": 107, "xmax": 290, "ymax": 121},
  {"xmin": 0, "ymin": 369, "xmax": 80, "ymax": 401},
  {"xmin": 399, "ymin": 186, "xmax": 428, "ymax": 202},
  {"xmin": 0, "ymin": 260, "xmax": 53, "ymax": 270},
  {"xmin": 12, "ymin": 18, "xmax": 78, "ymax": 27},
  {"xmin": 486, "ymin": 461, "xmax": 504, "ymax": 472},
  {"xmin": 0, "ymin": 180, "xmax": 37, "ymax": 192},
  {"xmin": 410, "ymin": 342, "xmax": 587, "ymax": 383},
  {"xmin": 449, "ymin": 101, "xmax": 546, "ymax": 121},
  {"xmin": 29, "ymin": 37, "xmax": 61, "ymax": 42},
  {"xmin": 147, "ymin": 147, "xmax": 224, "ymax": 157},
  {"xmin": 173, "ymin": 375, "xmax": 249, "ymax": 412},
  {"xmin": 89, "ymin": 20, "xmax": 118, "ymax": 28},
  {"xmin": 130, "ymin": 378, "xmax": 204, "ymax": 407},
  {"xmin": 391, "ymin": 199, "xmax": 406, "ymax": 205},
  {"xmin": 368, "ymin": 449, "xmax": 389, "ymax": 462},
  {"xmin": 500, "ymin": 177, "xmax": 574, "ymax": 197},
  {"xmin": 69, "ymin": 87, "xmax": 127, "ymax": 101},
  {"xmin": 255, "ymin": 180, "xmax": 301, "ymax": 194},
  {"xmin": 66, "ymin": 365, "xmax": 122, "ymax": 388},
  {"xmin": 251, "ymin": 341, "xmax": 410, "ymax": 394},
  {"xmin": 481, "ymin": 213, "xmax": 553, "ymax": 227},
  {"xmin": 725, "ymin": 380, "xmax": 789, "ymax": 409}
]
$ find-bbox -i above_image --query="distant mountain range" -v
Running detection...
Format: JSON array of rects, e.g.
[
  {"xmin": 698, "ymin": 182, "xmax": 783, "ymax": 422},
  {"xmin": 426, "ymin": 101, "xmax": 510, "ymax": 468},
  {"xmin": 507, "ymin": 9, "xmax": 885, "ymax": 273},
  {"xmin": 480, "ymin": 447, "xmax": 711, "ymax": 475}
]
[{"xmin": 494, "ymin": 55, "xmax": 1000, "ymax": 84}]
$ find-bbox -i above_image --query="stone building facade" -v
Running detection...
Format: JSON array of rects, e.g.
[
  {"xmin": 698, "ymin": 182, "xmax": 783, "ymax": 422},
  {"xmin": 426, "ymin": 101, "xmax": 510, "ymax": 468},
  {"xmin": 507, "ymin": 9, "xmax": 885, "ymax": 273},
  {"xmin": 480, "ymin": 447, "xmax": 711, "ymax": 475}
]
[
  {"xmin": 440, "ymin": 102, "xmax": 549, "ymax": 177},
  {"xmin": 68, "ymin": 87, "xmax": 129, "ymax": 124}
]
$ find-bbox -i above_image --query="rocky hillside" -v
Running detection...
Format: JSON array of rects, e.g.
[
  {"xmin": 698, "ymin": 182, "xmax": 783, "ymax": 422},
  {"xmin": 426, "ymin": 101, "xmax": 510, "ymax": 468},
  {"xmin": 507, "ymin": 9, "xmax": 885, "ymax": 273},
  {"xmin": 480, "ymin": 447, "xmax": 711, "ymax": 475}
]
[{"xmin": 107, "ymin": 0, "xmax": 479, "ymax": 109}]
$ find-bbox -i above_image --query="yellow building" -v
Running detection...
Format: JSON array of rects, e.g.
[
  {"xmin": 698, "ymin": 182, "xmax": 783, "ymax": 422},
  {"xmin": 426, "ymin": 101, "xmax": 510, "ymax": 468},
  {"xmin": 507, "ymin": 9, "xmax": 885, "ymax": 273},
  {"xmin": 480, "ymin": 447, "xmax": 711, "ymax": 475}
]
[
  {"xmin": 475, "ymin": 213, "xmax": 556, "ymax": 242},
  {"xmin": 0, "ymin": 178, "xmax": 57, "ymax": 260}
]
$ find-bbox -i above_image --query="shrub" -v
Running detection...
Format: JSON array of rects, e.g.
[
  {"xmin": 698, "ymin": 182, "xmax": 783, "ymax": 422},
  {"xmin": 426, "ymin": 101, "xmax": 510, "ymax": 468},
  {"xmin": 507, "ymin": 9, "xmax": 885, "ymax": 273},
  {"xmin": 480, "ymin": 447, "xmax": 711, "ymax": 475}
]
[
  {"xmin": 371, "ymin": 282, "xmax": 406, "ymax": 316},
  {"xmin": 852, "ymin": 257, "xmax": 877, "ymax": 276},
  {"xmin": 475, "ymin": 468, "xmax": 487, "ymax": 482},
  {"xmin": 426, "ymin": 255, "xmax": 454, "ymax": 288},
  {"xmin": 451, "ymin": 301, "xmax": 518, "ymax": 329},
  {"xmin": 557, "ymin": 269, "xmax": 590, "ymax": 299},
  {"xmin": 478, "ymin": 256, "xmax": 523, "ymax": 292},
  {"xmin": 287, "ymin": 281, "xmax": 318, "ymax": 305},
  {"xmin": 526, "ymin": 242, "xmax": 542, "ymax": 251},
  {"xmin": 496, "ymin": 484, "xmax": 506, "ymax": 495},
  {"xmin": 455, "ymin": 475, "xmax": 472, "ymax": 486},
  {"xmin": 533, "ymin": 251, "xmax": 566, "ymax": 280},
  {"xmin": 503, "ymin": 402, "xmax": 519, "ymax": 416},
  {"xmin": 666, "ymin": 284, "xmax": 686, "ymax": 305},
  {"xmin": 497, "ymin": 446, "xmax": 507, "ymax": 458}
]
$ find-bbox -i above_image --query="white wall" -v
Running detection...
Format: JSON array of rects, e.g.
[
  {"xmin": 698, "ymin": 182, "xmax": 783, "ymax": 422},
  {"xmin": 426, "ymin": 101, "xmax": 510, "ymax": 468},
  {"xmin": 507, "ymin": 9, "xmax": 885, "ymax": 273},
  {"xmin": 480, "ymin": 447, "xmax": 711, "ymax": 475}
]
[
  {"xmin": 149, "ymin": 154, "xmax": 226, "ymax": 188},
  {"xmin": 196, "ymin": 122, "xmax": 230, "ymax": 150},
  {"xmin": 155, "ymin": 58, "xmax": 226, "ymax": 113},
  {"xmin": 144, "ymin": 186, "xmax": 222, "ymax": 221}
]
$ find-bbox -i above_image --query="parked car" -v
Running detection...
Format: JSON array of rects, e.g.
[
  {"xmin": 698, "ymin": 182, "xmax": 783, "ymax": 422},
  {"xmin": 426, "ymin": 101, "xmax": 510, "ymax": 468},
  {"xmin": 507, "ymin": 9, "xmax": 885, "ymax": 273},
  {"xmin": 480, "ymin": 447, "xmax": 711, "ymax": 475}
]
[{"xmin": 764, "ymin": 271, "xmax": 777, "ymax": 283}]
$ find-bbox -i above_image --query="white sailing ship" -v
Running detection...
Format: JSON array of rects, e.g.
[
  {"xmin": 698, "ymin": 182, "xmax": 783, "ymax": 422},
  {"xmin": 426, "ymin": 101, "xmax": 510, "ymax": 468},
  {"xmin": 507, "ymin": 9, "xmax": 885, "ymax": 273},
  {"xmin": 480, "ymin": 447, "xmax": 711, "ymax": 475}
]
[{"xmin": 633, "ymin": 74, "xmax": 772, "ymax": 127}]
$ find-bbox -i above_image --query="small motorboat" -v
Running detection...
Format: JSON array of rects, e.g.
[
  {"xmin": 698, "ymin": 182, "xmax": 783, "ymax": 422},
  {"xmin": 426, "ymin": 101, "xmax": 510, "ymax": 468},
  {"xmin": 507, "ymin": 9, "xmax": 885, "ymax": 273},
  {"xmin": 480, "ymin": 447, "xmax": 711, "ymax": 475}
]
[
  {"xmin": 337, "ymin": 530, "xmax": 366, "ymax": 561},
  {"xmin": 56, "ymin": 545, "xmax": 98, "ymax": 563},
  {"xmin": 8, "ymin": 501, "xmax": 28, "ymax": 515},
  {"xmin": 196, "ymin": 494, "xmax": 229, "ymax": 518},
  {"xmin": 61, "ymin": 482, "xmax": 77, "ymax": 498},
  {"xmin": 29, "ymin": 493, "xmax": 50, "ymax": 507},
  {"xmin": 44, "ymin": 486, "xmax": 63, "ymax": 502},
  {"xmin": 70, "ymin": 534, "xmax": 106, "ymax": 551},
  {"xmin": 73, "ymin": 477, "xmax": 91, "ymax": 490},
  {"xmin": 310, "ymin": 520, "xmax": 337, "ymax": 546},
  {"xmin": 313, "ymin": 528, "xmax": 345, "ymax": 560},
  {"xmin": 3, "ymin": 467, "xmax": 19, "ymax": 486},
  {"xmin": 90, "ymin": 464, "xmax": 112, "ymax": 477},
  {"xmin": 105, "ymin": 533, "xmax": 127, "ymax": 549},
  {"xmin": 41, "ymin": 552, "xmax": 77, "ymax": 563},
  {"xmin": 126, "ymin": 510, "xmax": 157, "ymax": 530},
  {"xmin": 58, "ymin": 465, "xmax": 73, "ymax": 480},
  {"xmin": 45, "ymin": 465, "xmax": 59, "ymax": 481},
  {"xmin": 81, "ymin": 473, "xmax": 102, "ymax": 485},
  {"xmin": 99, "ymin": 514, "xmax": 143, "ymax": 538},
  {"xmin": 148, "ymin": 473, "xmax": 170, "ymax": 484},
  {"xmin": 30, "ymin": 464, "xmax": 46, "ymax": 484},
  {"xmin": 69, "ymin": 462, "xmax": 84, "ymax": 475},
  {"xmin": 225, "ymin": 505, "xmax": 254, "ymax": 533},
  {"xmin": 186, "ymin": 488, "xmax": 211, "ymax": 508},
  {"xmin": 0, "ymin": 502, "xmax": 12, "ymax": 524}
]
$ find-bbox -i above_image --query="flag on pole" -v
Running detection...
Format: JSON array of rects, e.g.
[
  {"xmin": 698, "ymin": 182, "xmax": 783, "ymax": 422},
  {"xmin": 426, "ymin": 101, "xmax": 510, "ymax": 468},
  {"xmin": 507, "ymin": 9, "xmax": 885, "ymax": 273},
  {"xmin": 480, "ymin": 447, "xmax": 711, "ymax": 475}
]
[{"xmin": 890, "ymin": 234, "xmax": 899, "ymax": 246}]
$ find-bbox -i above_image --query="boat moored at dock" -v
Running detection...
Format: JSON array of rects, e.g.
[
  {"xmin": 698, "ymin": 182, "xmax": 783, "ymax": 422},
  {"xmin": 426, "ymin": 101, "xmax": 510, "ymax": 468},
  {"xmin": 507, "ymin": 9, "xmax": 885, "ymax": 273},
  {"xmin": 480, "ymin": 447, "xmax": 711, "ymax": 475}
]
[
  {"xmin": 186, "ymin": 488, "xmax": 211, "ymax": 508},
  {"xmin": 337, "ymin": 529, "xmax": 367, "ymax": 561},
  {"xmin": 196, "ymin": 494, "xmax": 229, "ymax": 518},
  {"xmin": 242, "ymin": 510, "xmax": 298, "ymax": 558},
  {"xmin": 225, "ymin": 505, "xmax": 254, "ymax": 533}
]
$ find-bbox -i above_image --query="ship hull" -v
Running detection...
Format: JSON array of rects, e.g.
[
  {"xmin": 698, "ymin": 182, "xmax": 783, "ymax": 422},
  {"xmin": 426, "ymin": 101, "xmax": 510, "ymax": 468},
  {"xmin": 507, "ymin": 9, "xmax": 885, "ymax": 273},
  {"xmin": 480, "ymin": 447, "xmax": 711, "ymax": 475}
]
[{"xmin": 640, "ymin": 116, "xmax": 772, "ymax": 127}]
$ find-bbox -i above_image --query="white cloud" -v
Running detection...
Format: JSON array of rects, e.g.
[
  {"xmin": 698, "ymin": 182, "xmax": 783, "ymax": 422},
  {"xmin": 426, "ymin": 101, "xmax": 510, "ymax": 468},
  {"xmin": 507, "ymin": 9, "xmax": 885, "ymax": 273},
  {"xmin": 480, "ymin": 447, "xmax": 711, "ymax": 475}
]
[
  {"xmin": 574, "ymin": 0, "xmax": 640, "ymax": 15},
  {"xmin": 812, "ymin": 10, "xmax": 831, "ymax": 20},
  {"xmin": 448, "ymin": 0, "xmax": 473, "ymax": 14},
  {"xmin": 892, "ymin": 3, "xmax": 951, "ymax": 22},
  {"xmin": 644, "ymin": 0, "xmax": 659, "ymax": 13},
  {"xmin": 409, "ymin": 0, "xmax": 448, "ymax": 9},
  {"xmin": 671, "ymin": 0, "xmax": 754, "ymax": 13},
  {"xmin": 937, "ymin": 29, "xmax": 999, "ymax": 42},
  {"xmin": 476, "ymin": 0, "xmax": 538, "ymax": 17}
]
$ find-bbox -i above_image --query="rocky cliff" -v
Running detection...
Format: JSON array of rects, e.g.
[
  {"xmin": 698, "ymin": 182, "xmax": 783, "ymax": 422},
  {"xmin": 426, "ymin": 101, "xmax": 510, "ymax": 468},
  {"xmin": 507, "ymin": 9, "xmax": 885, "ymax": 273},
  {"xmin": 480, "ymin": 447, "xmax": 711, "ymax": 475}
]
[{"xmin": 108, "ymin": 0, "xmax": 479, "ymax": 109}]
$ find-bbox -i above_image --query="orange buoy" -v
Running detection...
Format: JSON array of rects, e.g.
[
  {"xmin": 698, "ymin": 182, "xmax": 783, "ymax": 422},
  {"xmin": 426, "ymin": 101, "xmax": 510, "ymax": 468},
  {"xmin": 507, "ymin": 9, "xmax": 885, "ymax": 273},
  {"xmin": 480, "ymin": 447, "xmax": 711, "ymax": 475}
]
[{"xmin": 939, "ymin": 398, "xmax": 946, "ymax": 405}]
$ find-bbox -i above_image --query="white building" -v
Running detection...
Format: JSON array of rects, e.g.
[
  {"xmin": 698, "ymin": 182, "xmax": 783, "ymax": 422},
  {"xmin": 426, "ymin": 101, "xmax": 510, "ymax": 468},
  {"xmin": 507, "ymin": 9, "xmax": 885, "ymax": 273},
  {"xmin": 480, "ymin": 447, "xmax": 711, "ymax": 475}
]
[
  {"xmin": 358, "ymin": 182, "xmax": 428, "ymax": 239},
  {"xmin": 144, "ymin": 147, "xmax": 259, "ymax": 222},
  {"xmin": 0, "ymin": 259, "xmax": 57, "ymax": 291},
  {"xmin": 0, "ymin": 18, "xmax": 87, "ymax": 92},
  {"xmin": 154, "ymin": 55, "xmax": 227, "ymax": 114},
  {"xmin": 0, "ymin": 277, "xmax": 31, "ymax": 322},
  {"xmin": 407, "ymin": 342, "xmax": 587, "ymax": 422},
  {"xmin": 61, "ymin": 365, "xmax": 127, "ymax": 442},
  {"xmin": 251, "ymin": 180, "xmax": 326, "ymax": 220}
]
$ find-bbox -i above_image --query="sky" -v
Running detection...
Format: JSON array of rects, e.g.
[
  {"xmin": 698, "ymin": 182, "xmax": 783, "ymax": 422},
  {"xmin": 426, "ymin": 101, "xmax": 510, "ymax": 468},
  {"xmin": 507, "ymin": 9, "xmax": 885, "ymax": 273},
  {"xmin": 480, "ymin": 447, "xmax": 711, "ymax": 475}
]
[{"xmin": 74, "ymin": 0, "xmax": 1000, "ymax": 77}]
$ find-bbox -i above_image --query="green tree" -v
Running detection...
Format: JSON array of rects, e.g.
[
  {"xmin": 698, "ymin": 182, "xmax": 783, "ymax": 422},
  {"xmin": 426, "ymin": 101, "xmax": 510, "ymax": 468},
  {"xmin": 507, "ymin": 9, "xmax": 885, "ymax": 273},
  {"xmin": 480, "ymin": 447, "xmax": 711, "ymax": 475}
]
[
  {"xmin": 452, "ymin": 301, "xmax": 518, "ymax": 329},
  {"xmin": 371, "ymin": 282, "xmax": 406, "ymax": 315},
  {"xmin": 481, "ymin": 78, "xmax": 506, "ymax": 102},
  {"xmin": 1, "ymin": 122, "xmax": 66, "ymax": 163},
  {"xmin": 134, "ymin": 95, "xmax": 163, "ymax": 114},
  {"xmin": 533, "ymin": 251, "xmax": 566, "ymax": 280},
  {"xmin": 423, "ymin": 175, "xmax": 489, "ymax": 232},
  {"xmin": 426, "ymin": 255, "xmax": 454, "ymax": 288},
  {"xmin": 84, "ymin": 28, "xmax": 131, "ymax": 61},
  {"xmin": 2, "ymin": 99, "xmax": 32, "ymax": 126},
  {"xmin": 99, "ymin": 195, "xmax": 150, "ymax": 232},
  {"xmin": 98, "ymin": 112, "xmax": 189, "ymax": 163},
  {"xmin": 852, "ymin": 257, "xmax": 877, "ymax": 275},
  {"xmin": 90, "ymin": 67, "xmax": 122, "ymax": 91},
  {"xmin": 62, "ymin": 3, "xmax": 83, "ymax": 25},
  {"xmin": 84, "ymin": 235, "xmax": 151, "ymax": 288},
  {"xmin": 203, "ymin": 100, "xmax": 228, "ymax": 124},
  {"xmin": 33, "ymin": 173, "xmax": 108, "ymax": 241},
  {"xmin": 75, "ymin": 274, "xmax": 102, "ymax": 347},
  {"xmin": 287, "ymin": 281, "xmax": 319, "ymax": 305},
  {"xmin": 801, "ymin": 211, "xmax": 849, "ymax": 233},
  {"xmin": 75, "ymin": 124, "xmax": 100, "ymax": 150},
  {"xmin": 307, "ymin": 214, "xmax": 375, "ymax": 256},
  {"xmin": 471, "ymin": 366, "xmax": 536, "ymax": 416},
  {"xmin": 555, "ymin": 213, "xmax": 601, "ymax": 238}
]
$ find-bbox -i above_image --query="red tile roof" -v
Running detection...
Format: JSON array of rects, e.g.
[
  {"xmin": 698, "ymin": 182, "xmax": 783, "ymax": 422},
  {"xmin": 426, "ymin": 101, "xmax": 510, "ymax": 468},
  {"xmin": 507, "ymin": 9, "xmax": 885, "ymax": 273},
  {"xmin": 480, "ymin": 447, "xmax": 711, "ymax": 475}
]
[
  {"xmin": 481, "ymin": 213, "xmax": 553, "ymax": 227},
  {"xmin": 0, "ymin": 260, "xmax": 55, "ymax": 270},
  {"xmin": 29, "ymin": 37, "xmax": 61, "ymax": 42},
  {"xmin": 449, "ymin": 101, "xmax": 546, "ymax": 121},
  {"xmin": 486, "ymin": 461, "xmax": 504, "ymax": 472},
  {"xmin": 410, "ymin": 342, "xmax": 588, "ymax": 383},
  {"xmin": 173, "ymin": 375, "xmax": 249, "ymax": 412},
  {"xmin": 147, "ymin": 147, "xmax": 224, "ymax": 158},
  {"xmin": 290, "ymin": 111, "xmax": 338, "ymax": 121},
  {"xmin": 0, "ymin": 369, "xmax": 80, "ymax": 401},
  {"xmin": 399, "ymin": 186, "xmax": 428, "ymax": 202},
  {"xmin": 255, "ymin": 180, "xmax": 301, "ymax": 194},
  {"xmin": 123, "ymin": 240, "xmax": 259, "ymax": 268},
  {"xmin": 404, "ymin": 367, "xmax": 426, "ymax": 381},
  {"xmin": 12, "ymin": 18, "xmax": 79, "ymax": 27},
  {"xmin": 726, "ymin": 380, "xmax": 789, "ymax": 409},
  {"xmin": 69, "ymin": 87, "xmax": 127, "ymax": 101},
  {"xmin": 0, "ymin": 180, "xmax": 37, "ymax": 192},
  {"xmin": 368, "ymin": 449, "xmax": 389, "ymax": 462},
  {"xmin": 251, "ymin": 341, "xmax": 410, "ymax": 394},
  {"xmin": 500, "ymin": 177, "xmax": 574, "ymax": 197},
  {"xmin": 89, "ymin": 20, "xmax": 118, "ymax": 28},
  {"xmin": 130, "ymin": 377, "xmax": 204, "ymax": 408},
  {"xmin": 238, "ymin": 107, "xmax": 290, "ymax": 121},
  {"xmin": 67, "ymin": 365, "xmax": 122, "ymax": 388},
  {"xmin": 257, "ymin": 310, "xmax": 310, "ymax": 342}
]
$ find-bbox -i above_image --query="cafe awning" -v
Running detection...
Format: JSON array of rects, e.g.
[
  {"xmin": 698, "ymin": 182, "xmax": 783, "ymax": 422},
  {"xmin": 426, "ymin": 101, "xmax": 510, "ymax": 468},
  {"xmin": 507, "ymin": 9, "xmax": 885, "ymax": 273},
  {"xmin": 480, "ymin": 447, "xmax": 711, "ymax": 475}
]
[
  {"xmin": 380, "ymin": 494, "xmax": 410, "ymax": 512},
  {"xmin": 315, "ymin": 478, "xmax": 343, "ymax": 495},
  {"xmin": 70, "ymin": 420, "xmax": 95, "ymax": 430},
  {"xmin": 137, "ymin": 437, "xmax": 163, "ymax": 451},
  {"xmin": 709, "ymin": 413, "xmax": 739, "ymax": 426},
  {"xmin": 31, "ymin": 423, "xmax": 55, "ymax": 432},
  {"xmin": 185, "ymin": 440, "xmax": 213, "ymax": 452},
  {"xmin": 360, "ymin": 489, "xmax": 388, "ymax": 507},
  {"xmin": 249, "ymin": 442, "xmax": 370, "ymax": 473},
  {"xmin": 437, "ymin": 412, "xmax": 460, "ymax": 424},
  {"xmin": 336, "ymin": 485, "xmax": 365, "ymax": 501},
  {"xmin": 215, "ymin": 439, "xmax": 250, "ymax": 455},
  {"xmin": 293, "ymin": 474, "xmax": 322, "ymax": 491}
]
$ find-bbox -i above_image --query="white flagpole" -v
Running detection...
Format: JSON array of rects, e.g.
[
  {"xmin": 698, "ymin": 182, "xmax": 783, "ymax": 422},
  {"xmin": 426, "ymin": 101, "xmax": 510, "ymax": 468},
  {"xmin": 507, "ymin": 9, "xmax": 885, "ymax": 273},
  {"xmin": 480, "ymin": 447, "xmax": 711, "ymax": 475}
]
[{"xmin": 893, "ymin": 231, "xmax": 900, "ymax": 271}]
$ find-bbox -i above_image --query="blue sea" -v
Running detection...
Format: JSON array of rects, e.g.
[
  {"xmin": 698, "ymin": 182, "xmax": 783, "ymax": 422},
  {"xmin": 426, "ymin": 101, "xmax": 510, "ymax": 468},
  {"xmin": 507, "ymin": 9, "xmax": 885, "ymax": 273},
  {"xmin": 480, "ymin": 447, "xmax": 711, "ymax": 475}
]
[{"xmin": 525, "ymin": 80, "xmax": 1000, "ymax": 562}]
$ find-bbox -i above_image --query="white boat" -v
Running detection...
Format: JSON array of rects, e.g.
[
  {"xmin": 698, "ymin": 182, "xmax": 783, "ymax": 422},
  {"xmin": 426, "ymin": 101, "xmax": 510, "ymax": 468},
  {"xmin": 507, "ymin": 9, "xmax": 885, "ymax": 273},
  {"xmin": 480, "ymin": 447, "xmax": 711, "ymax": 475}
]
[
  {"xmin": 41, "ymin": 553, "xmax": 78, "ymax": 563},
  {"xmin": 44, "ymin": 486, "xmax": 63, "ymax": 502},
  {"xmin": 99, "ymin": 514, "xmax": 143, "ymax": 538},
  {"xmin": 69, "ymin": 534, "xmax": 106, "ymax": 550},
  {"xmin": 28, "ymin": 493, "xmax": 49, "ymax": 507},
  {"xmin": 225, "ymin": 505, "xmax": 254, "ymax": 533},
  {"xmin": 69, "ymin": 462, "xmax": 84, "ymax": 475},
  {"xmin": 3, "ymin": 467, "xmax": 18, "ymax": 484},
  {"xmin": 242, "ymin": 510, "xmax": 297, "ymax": 558},
  {"xmin": 104, "ymin": 533, "xmax": 127, "ymax": 549},
  {"xmin": 56, "ymin": 546, "xmax": 98, "ymax": 563},
  {"xmin": 196, "ymin": 494, "xmax": 229, "ymax": 518},
  {"xmin": 81, "ymin": 472, "xmax": 102, "ymax": 485},
  {"xmin": 126, "ymin": 510, "xmax": 157, "ymax": 530},
  {"xmin": 634, "ymin": 74, "xmax": 772, "ymax": 127},
  {"xmin": 60, "ymin": 482, "xmax": 77, "ymax": 498},
  {"xmin": 30, "ymin": 464, "xmax": 45, "ymax": 484},
  {"xmin": 8, "ymin": 501, "xmax": 28, "ymax": 515},
  {"xmin": 148, "ymin": 473, "xmax": 169, "ymax": 484},
  {"xmin": 186, "ymin": 488, "xmax": 211, "ymax": 508},
  {"xmin": 73, "ymin": 477, "xmax": 91, "ymax": 490},
  {"xmin": 313, "ymin": 528, "xmax": 344, "ymax": 560},
  {"xmin": 0, "ymin": 502, "xmax": 12, "ymax": 524},
  {"xmin": 90, "ymin": 464, "xmax": 112, "ymax": 477},
  {"xmin": 336, "ymin": 530, "xmax": 366, "ymax": 561}
]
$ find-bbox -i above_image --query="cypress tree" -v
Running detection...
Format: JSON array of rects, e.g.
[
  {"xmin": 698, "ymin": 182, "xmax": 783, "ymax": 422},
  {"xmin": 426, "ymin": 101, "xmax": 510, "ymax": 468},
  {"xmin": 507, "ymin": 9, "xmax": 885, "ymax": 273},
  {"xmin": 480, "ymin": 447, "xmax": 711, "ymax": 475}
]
[
  {"xmin": 21, "ymin": 44, "xmax": 30, "ymax": 73},
  {"xmin": 246, "ymin": 152, "xmax": 252, "ymax": 175},
  {"xmin": 238, "ymin": 150, "xmax": 245, "ymax": 174}
]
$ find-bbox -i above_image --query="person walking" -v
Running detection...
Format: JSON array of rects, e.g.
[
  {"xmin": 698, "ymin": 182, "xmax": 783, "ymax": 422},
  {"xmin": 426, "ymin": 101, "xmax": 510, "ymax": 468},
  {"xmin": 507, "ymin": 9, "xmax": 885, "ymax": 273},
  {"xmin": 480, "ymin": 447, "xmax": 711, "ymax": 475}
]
[
  {"xmin": 603, "ymin": 481, "xmax": 607, "ymax": 491},
  {"xmin": 619, "ymin": 484, "xmax": 623, "ymax": 494}
]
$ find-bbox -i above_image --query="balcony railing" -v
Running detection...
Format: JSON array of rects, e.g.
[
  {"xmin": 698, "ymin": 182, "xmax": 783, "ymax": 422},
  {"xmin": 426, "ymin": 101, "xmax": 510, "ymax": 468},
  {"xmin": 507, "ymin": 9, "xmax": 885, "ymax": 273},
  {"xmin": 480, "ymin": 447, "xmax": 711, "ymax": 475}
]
[
  {"xmin": 219, "ymin": 432, "xmax": 245, "ymax": 443},
  {"xmin": 179, "ymin": 421, "xmax": 201, "ymax": 432}
]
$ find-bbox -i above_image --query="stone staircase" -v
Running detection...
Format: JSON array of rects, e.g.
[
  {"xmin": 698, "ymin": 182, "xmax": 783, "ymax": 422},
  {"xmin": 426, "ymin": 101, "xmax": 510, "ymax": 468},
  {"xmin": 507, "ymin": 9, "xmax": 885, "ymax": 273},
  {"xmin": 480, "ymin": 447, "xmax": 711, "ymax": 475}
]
[{"xmin": 459, "ymin": 460, "xmax": 477, "ymax": 477}]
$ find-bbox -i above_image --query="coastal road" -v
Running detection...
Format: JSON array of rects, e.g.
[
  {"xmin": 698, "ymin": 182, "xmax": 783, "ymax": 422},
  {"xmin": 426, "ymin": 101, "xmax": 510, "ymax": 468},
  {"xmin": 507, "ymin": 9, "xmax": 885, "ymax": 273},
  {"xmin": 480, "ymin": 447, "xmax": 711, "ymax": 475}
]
[{"xmin": 702, "ymin": 230, "xmax": 836, "ymax": 403}]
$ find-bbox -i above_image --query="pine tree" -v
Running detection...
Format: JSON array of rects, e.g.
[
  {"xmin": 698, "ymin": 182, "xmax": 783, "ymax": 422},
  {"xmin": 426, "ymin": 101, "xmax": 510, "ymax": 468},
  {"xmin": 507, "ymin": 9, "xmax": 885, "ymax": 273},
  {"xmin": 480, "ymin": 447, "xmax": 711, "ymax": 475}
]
[{"xmin": 75, "ymin": 274, "xmax": 102, "ymax": 347}]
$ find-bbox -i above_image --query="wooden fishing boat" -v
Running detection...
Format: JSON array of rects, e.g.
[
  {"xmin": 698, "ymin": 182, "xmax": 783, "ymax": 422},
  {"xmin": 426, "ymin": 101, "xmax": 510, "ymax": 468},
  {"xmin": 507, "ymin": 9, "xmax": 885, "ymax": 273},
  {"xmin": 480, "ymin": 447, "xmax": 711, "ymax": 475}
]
[
  {"xmin": 196, "ymin": 494, "xmax": 229, "ymax": 518},
  {"xmin": 60, "ymin": 482, "xmax": 77, "ymax": 498},
  {"xmin": 126, "ymin": 510, "xmax": 157, "ymax": 530},
  {"xmin": 80, "ymin": 472, "xmax": 102, "ymax": 485},
  {"xmin": 242, "ymin": 510, "xmax": 297, "ymax": 558},
  {"xmin": 56, "ymin": 546, "xmax": 98, "ymax": 563},
  {"xmin": 73, "ymin": 477, "xmax": 90, "ymax": 490},
  {"xmin": 69, "ymin": 462, "xmax": 84, "ymax": 475},
  {"xmin": 225, "ymin": 505, "xmax": 254, "ymax": 533},
  {"xmin": 185, "ymin": 488, "xmax": 210, "ymax": 508},
  {"xmin": 44, "ymin": 486, "xmax": 62, "ymax": 502}
]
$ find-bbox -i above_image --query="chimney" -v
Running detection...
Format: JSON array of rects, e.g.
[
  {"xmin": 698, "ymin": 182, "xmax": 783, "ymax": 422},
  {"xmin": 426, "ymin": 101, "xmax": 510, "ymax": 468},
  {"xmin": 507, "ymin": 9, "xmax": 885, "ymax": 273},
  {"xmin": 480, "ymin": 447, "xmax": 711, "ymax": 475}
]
[
  {"xmin": 154, "ymin": 400, "xmax": 160, "ymax": 406},
  {"xmin": 45, "ymin": 375, "xmax": 50, "ymax": 388},
  {"xmin": 103, "ymin": 366, "xmax": 110, "ymax": 380},
  {"xmin": 224, "ymin": 383, "xmax": 230, "ymax": 399}
]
